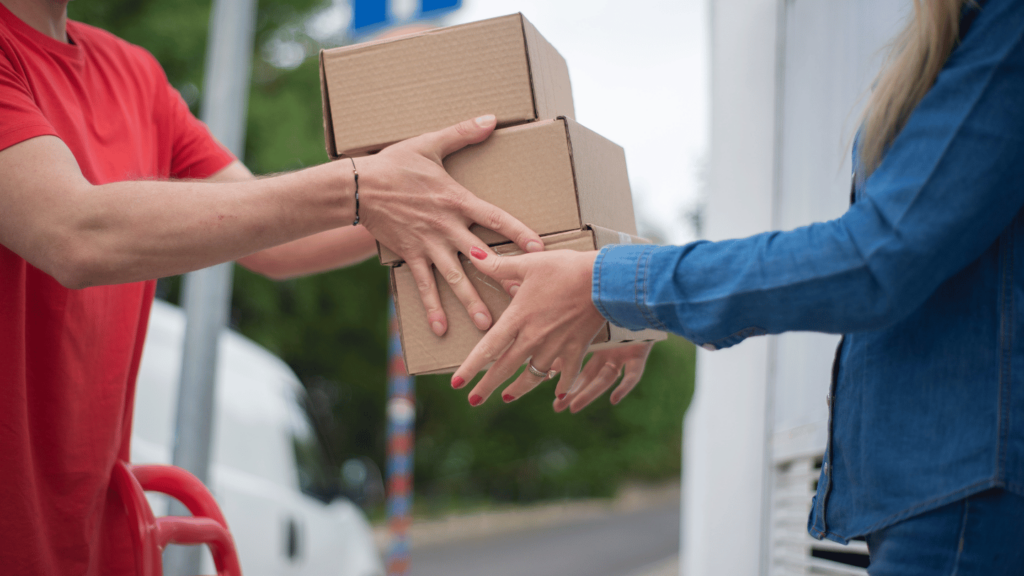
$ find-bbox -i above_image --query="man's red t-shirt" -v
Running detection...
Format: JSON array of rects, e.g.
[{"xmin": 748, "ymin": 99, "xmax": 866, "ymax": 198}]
[{"xmin": 0, "ymin": 4, "xmax": 234, "ymax": 574}]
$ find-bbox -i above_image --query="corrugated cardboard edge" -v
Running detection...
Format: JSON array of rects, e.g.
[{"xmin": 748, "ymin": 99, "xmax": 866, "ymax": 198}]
[
  {"xmin": 389, "ymin": 269, "xmax": 415, "ymax": 375},
  {"xmin": 377, "ymin": 243, "xmax": 394, "ymax": 266},
  {"xmin": 327, "ymin": 13, "xmax": 523, "ymax": 58},
  {"xmin": 520, "ymin": 15, "xmax": 575, "ymax": 121},
  {"xmin": 589, "ymin": 224, "xmax": 667, "ymax": 345},
  {"xmin": 320, "ymin": 49, "xmax": 340, "ymax": 160},
  {"xmin": 564, "ymin": 118, "xmax": 638, "ymax": 236}
]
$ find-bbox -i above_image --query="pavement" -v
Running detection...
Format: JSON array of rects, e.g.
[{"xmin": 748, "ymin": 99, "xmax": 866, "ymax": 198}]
[{"xmin": 376, "ymin": 482, "xmax": 682, "ymax": 576}]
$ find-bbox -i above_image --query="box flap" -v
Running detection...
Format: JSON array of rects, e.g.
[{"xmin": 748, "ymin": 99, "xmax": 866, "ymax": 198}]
[
  {"xmin": 322, "ymin": 14, "xmax": 537, "ymax": 157},
  {"xmin": 564, "ymin": 118, "xmax": 638, "ymax": 236},
  {"xmin": 520, "ymin": 15, "xmax": 575, "ymax": 120},
  {"xmin": 605, "ymin": 323, "xmax": 667, "ymax": 345},
  {"xmin": 588, "ymin": 223, "xmax": 649, "ymax": 248},
  {"xmin": 319, "ymin": 50, "xmax": 339, "ymax": 159}
]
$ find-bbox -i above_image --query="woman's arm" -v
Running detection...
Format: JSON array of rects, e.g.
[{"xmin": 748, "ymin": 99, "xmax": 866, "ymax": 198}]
[
  {"xmin": 595, "ymin": 1, "xmax": 1024, "ymax": 347},
  {"xmin": 452, "ymin": 0, "xmax": 1024, "ymax": 405}
]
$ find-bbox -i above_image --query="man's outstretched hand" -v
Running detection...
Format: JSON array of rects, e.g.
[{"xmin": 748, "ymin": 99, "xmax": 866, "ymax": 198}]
[{"xmin": 359, "ymin": 115, "xmax": 544, "ymax": 336}]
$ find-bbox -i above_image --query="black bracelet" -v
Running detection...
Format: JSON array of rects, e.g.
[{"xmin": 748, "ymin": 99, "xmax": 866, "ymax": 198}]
[{"xmin": 349, "ymin": 157, "xmax": 360, "ymax": 226}]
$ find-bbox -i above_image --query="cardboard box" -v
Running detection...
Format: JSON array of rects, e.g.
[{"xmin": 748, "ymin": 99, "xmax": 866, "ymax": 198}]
[
  {"xmin": 377, "ymin": 117, "xmax": 638, "ymax": 265},
  {"xmin": 391, "ymin": 225, "xmax": 667, "ymax": 375},
  {"xmin": 320, "ymin": 13, "xmax": 574, "ymax": 158}
]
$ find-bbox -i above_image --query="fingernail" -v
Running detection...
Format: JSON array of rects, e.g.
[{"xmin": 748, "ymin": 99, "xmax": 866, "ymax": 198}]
[
  {"xmin": 502, "ymin": 393, "xmax": 515, "ymax": 403},
  {"xmin": 557, "ymin": 393, "xmax": 566, "ymax": 401},
  {"xmin": 611, "ymin": 396, "xmax": 620, "ymax": 405},
  {"xmin": 452, "ymin": 376, "xmax": 465, "ymax": 389},
  {"xmin": 474, "ymin": 114, "xmax": 496, "ymax": 127},
  {"xmin": 431, "ymin": 321, "xmax": 445, "ymax": 336},
  {"xmin": 470, "ymin": 247, "xmax": 487, "ymax": 260},
  {"xmin": 526, "ymin": 241, "xmax": 543, "ymax": 253},
  {"xmin": 469, "ymin": 394, "xmax": 483, "ymax": 407},
  {"xmin": 509, "ymin": 284, "xmax": 519, "ymax": 297},
  {"xmin": 473, "ymin": 312, "xmax": 490, "ymax": 330}
]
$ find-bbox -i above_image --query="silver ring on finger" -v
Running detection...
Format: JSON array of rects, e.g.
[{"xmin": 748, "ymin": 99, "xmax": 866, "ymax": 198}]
[{"xmin": 527, "ymin": 361, "xmax": 557, "ymax": 380}]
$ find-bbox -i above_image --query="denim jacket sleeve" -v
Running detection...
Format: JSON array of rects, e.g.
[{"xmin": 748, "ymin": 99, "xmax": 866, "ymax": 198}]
[{"xmin": 593, "ymin": 1, "xmax": 1024, "ymax": 349}]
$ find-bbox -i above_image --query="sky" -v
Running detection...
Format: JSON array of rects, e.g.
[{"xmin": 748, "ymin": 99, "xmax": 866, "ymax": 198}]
[{"xmin": 303, "ymin": 0, "xmax": 709, "ymax": 244}]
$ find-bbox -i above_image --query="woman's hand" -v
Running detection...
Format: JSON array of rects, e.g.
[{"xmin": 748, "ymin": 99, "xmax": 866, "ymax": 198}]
[
  {"xmin": 449, "ymin": 248, "xmax": 607, "ymax": 406},
  {"xmin": 357, "ymin": 115, "xmax": 544, "ymax": 336},
  {"xmin": 552, "ymin": 342, "xmax": 655, "ymax": 413}
]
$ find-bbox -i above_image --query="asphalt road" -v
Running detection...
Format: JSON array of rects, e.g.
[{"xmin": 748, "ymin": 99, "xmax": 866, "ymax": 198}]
[{"xmin": 409, "ymin": 503, "xmax": 681, "ymax": 576}]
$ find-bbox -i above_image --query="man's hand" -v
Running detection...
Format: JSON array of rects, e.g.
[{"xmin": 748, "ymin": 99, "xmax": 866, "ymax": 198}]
[{"xmin": 358, "ymin": 115, "xmax": 544, "ymax": 336}]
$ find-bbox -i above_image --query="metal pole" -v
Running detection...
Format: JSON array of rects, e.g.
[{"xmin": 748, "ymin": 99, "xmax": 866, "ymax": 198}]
[
  {"xmin": 165, "ymin": 0, "xmax": 256, "ymax": 574},
  {"xmin": 385, "ymin": 299, "xmax": 416, "ymax": 576}
]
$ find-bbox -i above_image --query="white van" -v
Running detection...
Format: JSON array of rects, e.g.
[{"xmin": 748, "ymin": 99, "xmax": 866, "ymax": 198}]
[{"xmin": 132, "ymin": 298, "xmax": 385, "ymax": 576}]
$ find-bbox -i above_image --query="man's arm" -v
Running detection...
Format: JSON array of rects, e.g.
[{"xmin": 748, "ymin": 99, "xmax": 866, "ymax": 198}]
[
  {"xmin": 0, "ymin": 135, "xmax": 358, "ymax": 289},
  {"xmin": 0, "ymin": 116, "xmax": 545, "ymax": 335},
  {"xmin": 208, "ymin": 160, "xmax": 377, "ymax": 280}
]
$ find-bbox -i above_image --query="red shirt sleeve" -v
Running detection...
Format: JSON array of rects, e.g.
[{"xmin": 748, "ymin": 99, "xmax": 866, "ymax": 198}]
[
  {"xmin": 0, "ymin": 47, "xmax": 57, "ymax": 152},
  {"xmin": 163, "ymin": 81, "xmax": 236, "ymax": 179},
  {"xmin": 141, "ymin": 50, "xmax": 235, "ymax": 180}
]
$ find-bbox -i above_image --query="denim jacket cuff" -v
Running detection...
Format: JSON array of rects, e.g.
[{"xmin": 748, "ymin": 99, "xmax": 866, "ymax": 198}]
[{"xmin": 591, "ymin": 243, "xmax": 662, "ymax": 331}]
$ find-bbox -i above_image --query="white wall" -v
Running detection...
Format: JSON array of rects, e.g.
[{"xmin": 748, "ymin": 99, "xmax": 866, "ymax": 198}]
[{"xmin": 683, "ymin": 2, "xmax": 782, "ymax": 575}]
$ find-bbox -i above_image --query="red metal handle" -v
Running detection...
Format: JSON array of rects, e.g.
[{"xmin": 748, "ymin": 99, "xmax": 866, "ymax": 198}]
[{"xmin": 112, "ymin": 460, "xmax": 242, "ymax": 576}]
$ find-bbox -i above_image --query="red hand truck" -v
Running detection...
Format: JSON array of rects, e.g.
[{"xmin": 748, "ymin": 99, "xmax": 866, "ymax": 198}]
[{"xmin": 111, "ymin": 460, "xmax": 243, "ymax": 576}]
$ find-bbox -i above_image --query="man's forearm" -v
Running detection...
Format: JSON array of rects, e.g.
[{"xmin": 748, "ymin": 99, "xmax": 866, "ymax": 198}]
[
  {"xmin": 0, "ymin": 136, "xmax": 356, "ymax": 288},
  {"xmin": 207, "ymin": 161, "xmax": 378, "ymax": 279},
  {"xmin": 237, "ymin": 226, "xmax": 378, "ymax": 280},
  {"xmin": 77, "ymin": 163, "xmax": 354, "ymax": 286}
]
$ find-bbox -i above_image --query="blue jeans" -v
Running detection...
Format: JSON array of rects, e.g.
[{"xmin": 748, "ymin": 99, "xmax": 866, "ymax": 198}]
[{"xmin": 866, "ymin": 489, "xmax": 1024, "ymax": 575}]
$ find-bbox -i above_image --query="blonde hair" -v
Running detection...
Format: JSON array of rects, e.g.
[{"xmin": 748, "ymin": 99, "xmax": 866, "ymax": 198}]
[{"xmin": 859, "ymin": 0, "xmax": 968, "ymax": 176}]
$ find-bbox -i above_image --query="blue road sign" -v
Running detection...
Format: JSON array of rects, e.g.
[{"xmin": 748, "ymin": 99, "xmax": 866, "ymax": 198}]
[
  {"xmin": 351, "ymin": 0, "xmax": 462, "ymax": 35},
  {"xmin": 420, "ymin": 0, "xmax": 461, "ymax": 17},
  {"xmin": 352, "ymin": 0, "xmax": 388, "ymax": 33}
]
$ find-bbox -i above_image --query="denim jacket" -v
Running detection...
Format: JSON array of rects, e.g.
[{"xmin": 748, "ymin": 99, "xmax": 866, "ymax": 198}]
[{"xmin": 591, "ymin": 0, "xmax": 1024, "ymax": 542}]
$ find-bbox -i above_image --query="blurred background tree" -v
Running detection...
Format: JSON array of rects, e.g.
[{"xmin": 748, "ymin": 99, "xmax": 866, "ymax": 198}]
[{"xmin": 68, "ymin": 0, "xmax": 695, "ymax": 513}]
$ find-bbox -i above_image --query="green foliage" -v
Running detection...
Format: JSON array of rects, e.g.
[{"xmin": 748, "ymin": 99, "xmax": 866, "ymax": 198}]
[
  {"xmin": 69, "ymin": 1, "xmax": 696, "ymax": 508},
  {"xmin": 413, "ymin": 336, "xmax": 694, "ymax": 509}
]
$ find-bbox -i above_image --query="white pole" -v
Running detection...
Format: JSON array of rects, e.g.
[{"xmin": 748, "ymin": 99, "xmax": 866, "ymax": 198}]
[{"xmin": 165, "ymin": 0, "xmax": 256, "ymax": 573}]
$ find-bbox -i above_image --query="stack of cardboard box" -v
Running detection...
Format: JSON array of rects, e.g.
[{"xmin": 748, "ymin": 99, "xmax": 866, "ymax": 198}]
[{"xmin": 320, "ymin": 13, "xmax": 665, "ymax": 375}]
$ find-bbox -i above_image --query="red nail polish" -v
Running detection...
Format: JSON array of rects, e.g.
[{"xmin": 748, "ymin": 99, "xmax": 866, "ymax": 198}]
[
  {"xmin": 502, "ymin": 393, "xmax": 515, "ymax": 403},
  {"xmin": 470, "ymin": 247, "xmax": 488, "ymax": 260},
  {"xmin": 451, "ymin": 376, "xmax": 465, "ymax": 389},
  {"xmin": 557, "ymin": 393, "xmax": 566, "ymax": 401},
  {"xmin": 469, "ymin": 394, "xmax": 483, "ymax": 407}
]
